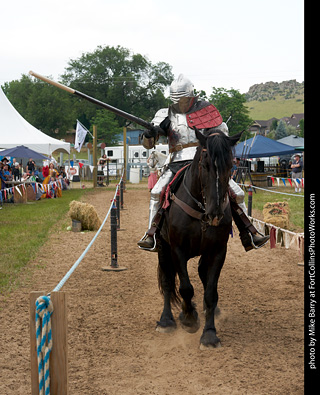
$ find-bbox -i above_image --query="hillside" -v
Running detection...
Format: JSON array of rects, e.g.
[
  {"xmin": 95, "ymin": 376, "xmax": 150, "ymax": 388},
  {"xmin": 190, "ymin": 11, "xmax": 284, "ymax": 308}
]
[{"xmin": 244, "ymin": 79, "xmax": 304, "ymax": 120}]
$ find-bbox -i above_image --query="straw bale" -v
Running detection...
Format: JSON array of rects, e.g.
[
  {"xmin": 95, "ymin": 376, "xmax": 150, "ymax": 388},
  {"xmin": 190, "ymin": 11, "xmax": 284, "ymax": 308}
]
[
  {"xmin": 263, "ymin": 202, "xmax": 290, "ymax": 229},
  {"xmin": 68, "ymin": 200, "xmax": 102, "ymax": 231}
]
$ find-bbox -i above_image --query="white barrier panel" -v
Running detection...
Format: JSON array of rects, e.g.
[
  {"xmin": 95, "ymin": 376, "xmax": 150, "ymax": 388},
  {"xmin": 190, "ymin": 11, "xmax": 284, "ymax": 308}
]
[{"xmin": 129, "ymin": 168, "xmax": 140, "ymax": 183}]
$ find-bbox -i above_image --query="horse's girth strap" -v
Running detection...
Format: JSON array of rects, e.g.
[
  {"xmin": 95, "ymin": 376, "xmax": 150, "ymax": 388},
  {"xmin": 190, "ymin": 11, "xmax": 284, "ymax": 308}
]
[{"xmin": 171, "ymin": 193, "xmax": 204, "ymax": 220}]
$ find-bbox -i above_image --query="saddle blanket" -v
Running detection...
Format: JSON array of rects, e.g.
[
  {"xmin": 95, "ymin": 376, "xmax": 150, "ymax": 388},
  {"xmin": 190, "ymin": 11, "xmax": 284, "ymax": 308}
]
[{"xmin": 161, "ymin": 163, "xmax": 191, "ymax": 209}]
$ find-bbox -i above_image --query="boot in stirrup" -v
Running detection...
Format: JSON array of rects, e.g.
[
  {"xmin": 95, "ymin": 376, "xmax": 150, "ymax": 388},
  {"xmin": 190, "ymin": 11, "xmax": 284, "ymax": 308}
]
[
  {"xmin": 239, "ymin": 230, "xmax": 270, "ymax": 252},
  {"xmin": 137, "ymin": 233, "xmax": 157, "ymax": 251}
]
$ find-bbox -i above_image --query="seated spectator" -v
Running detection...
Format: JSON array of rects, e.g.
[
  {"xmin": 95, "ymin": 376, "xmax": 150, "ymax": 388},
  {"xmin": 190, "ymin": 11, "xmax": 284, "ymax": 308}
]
[
  {"xmin": 47, "ymin": 176, "xmax": 58, "ymax": 198},
  {"xmin": 2, "ymin": 164, "xmax": 12, "ymax": 181},
  {"xmin": 21, "ymin": 173, "xmax": 30, "ymax": 182},
  {"xmin": 58, "ymin": 166, "xmax": 69, "ymax": 190}
]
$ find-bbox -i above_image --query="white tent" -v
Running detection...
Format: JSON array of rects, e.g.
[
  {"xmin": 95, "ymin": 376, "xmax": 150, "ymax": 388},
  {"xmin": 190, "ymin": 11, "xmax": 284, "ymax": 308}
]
[{"xmin": 0, "ymin": 87, "xmax": 70, "ymax": 155}]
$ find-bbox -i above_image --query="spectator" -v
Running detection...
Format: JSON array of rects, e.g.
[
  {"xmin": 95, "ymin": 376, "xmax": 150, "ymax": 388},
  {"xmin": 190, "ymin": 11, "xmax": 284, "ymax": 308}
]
[
  {"xmin": 291, "ymin": 154, "xmax": 303, "ymax": 193},
  {"xmin": 231, "ymin": 158, "xmax": 239, "ymax": 181},
  {"xmin": 58, "ymin": 166, "xmax": 69, "ymax": 190},
  {"xmin": 26, "ymin": 158, "xmax": 35, "ymax": 174},
  {"xmin": 0, "ymin": 161, "xmax": 7, "ymax": 189},
  {"xmin": 12, "ymin": 162, "xmax": 20, "ymax": 181},
  {"xmin": 21, "ymin": 173, "xmax": 30, "ymax": 182},
  {"xmin": 2, "ymin": 164, "xmax": 12, "ymax": 181},
  {"xmin": 48, "ymin": 176, "xmax": 57, "ymax": 198},
  {"xmin": 11, "ymin": 158, "xmax": 18, "ymax": 169},
  {"xmin": 97, "ymin": 157, "xmax": 106, "ymax": 186}
]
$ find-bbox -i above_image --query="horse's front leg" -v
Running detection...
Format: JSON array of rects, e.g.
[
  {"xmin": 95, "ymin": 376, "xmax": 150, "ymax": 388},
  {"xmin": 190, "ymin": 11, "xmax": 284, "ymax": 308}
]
[
  {"xmin": 199, "ymin": 248, "xmax": 226, "ymax": 349},
  {"xmin": 172, "ymin": 249, "xmax": 200, "ymax": 333},
  {"xmin": 156, "ymin": 237, "xmax": 177, "ymax": 333}
]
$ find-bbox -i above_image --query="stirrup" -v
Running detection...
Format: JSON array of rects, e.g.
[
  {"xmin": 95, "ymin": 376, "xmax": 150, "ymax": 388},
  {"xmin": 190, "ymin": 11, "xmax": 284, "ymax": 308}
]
[
  {"xmin": 137, "ymin": 233, "xmax": 158, "ymax": 252},
  {"xmin": 245, "ymin": 231, "xmax": 270, "ymax": 252}
]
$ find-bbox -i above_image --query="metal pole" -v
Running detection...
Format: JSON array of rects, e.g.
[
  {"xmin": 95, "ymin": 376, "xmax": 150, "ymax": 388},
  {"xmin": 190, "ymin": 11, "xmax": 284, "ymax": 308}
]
[
  {"xmin": 120, "ymin": 179, "xmax": 124, "ymax": 210},
  {"xmin": 101, "ymin": 200, "xmax": 127, "ymax": 272},
  {"xmin": 116, "ymin": 190, "xmax": 120, "ymax": 229},
  {"xmin": 248, "ymin": 185, "xmax": 253, "ymax": 217},
  {"xmin": 123, "ymin": 126, "xmax": 127, "ymax": 182},
  {"xmin": 93, "ymin": 125, "xmax": 97, "ymax": 188},
  {"xmin": 110, "ymin": 202, "xmax": 118, "ymax": 267}
]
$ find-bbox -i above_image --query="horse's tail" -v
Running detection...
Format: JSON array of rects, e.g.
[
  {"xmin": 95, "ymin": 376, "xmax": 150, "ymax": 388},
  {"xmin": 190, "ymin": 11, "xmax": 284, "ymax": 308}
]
[{"xmin": 157, "ymin": 239, "xmax": 181, "ymax": 306}]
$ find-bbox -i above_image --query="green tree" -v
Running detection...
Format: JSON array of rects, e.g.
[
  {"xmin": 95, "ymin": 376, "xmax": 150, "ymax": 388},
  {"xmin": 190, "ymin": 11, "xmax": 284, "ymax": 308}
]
[
  {"xmin": 209, "ymin": 87, "xmax": 253, "ymax": 140},
  {"xmin": 275, "ymin": 119, "xmax": 288, "ymax": 139},
  {"xmin": 61, "ymin": 45, "xmax": 173, "ymax": 128},
  {"xmin": 298, "ymin": 119, "xmax": 304, "ymax": 137},
  {"xmin": 90, "ymin": 110, "xmax": 123, "ymax": 146}
]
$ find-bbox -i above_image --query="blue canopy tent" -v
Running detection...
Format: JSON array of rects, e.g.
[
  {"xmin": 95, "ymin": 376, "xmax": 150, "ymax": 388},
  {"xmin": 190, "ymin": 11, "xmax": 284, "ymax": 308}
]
[
  {"xmin": 234, "ymin": 135, "xmax": 301, "ymax": 159},
  {"xmin": 0, "ymin": 145, "xmax": 47, "ymax": 160}
]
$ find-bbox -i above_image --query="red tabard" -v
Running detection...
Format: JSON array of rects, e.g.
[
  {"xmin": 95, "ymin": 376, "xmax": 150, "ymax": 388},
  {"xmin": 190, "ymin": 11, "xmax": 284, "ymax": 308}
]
[{"xmin": 186, "ymin": 104, "xmax": 223, "ymax": 129}]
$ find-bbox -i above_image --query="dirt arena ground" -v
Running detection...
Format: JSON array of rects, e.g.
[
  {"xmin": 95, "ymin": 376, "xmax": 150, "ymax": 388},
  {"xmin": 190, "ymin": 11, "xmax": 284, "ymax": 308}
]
[{"xmin": 0, "ymin": 185, "xmax": 304, "ymax": 394}]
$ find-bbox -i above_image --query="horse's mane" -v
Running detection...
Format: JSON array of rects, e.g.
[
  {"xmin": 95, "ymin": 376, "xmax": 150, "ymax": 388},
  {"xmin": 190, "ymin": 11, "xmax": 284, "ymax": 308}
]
[{"xmin": 206, "ymin": 131, "xmax": 233, "ymax": 178}]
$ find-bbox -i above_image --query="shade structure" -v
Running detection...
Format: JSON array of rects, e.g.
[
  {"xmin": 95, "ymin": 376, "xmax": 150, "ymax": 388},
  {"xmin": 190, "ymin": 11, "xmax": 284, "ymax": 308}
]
[
  {"xmin": 277, "ymin": 135, "xmax": 304, "ymax": 148},
  {"xmin": 234, "ymin": 135, "xmax": 301, "ymax": 159},
  {"xmin": 0, "ymin": 87, "xmax": 70, "ymax": 155},
  {"xmin": 0, "ymin": 145, "xmax": 48, "ymax": 160}
]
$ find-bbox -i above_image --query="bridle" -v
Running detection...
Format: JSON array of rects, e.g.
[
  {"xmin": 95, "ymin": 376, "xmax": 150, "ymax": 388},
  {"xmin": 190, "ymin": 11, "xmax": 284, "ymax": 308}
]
[{"xmin": 171, "ymin": 132, "xmax": 229, "ymax": 228}]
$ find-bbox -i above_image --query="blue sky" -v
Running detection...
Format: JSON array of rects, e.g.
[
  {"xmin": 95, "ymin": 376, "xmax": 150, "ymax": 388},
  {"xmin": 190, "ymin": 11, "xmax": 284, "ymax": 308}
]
[{"xmin": 1, "ymin": 0, "xmax": 304, "ymax": 94}]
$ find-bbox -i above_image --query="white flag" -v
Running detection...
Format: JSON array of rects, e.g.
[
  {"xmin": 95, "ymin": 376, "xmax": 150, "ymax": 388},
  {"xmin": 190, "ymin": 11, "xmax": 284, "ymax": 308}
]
[{"xmin": 74, "ymin": 121, "xmax": 88, "ymax": 152}]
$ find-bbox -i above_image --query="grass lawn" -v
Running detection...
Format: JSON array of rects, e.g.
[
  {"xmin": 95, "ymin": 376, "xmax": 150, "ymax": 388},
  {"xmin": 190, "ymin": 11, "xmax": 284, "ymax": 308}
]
[
  {"xmin": 246, "ymin": 186, "xmax": 304, "ymax": 231},
  {"xmin": 0, "ymin": 188, "xmax": 87, "ymax": 293}
]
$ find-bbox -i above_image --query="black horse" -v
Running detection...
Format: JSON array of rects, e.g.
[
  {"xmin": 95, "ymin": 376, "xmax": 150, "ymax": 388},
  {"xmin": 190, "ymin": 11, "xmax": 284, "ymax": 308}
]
[{"xmin": 156, "ymin": 128, "xmax": 242, "ymax": 349}]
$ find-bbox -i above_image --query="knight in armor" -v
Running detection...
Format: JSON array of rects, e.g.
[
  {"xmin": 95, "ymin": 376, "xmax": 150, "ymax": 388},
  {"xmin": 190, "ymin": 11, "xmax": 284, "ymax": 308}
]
[{"xmin": 137, "ymin": 74, "xmax": 269, "ymax": 252}]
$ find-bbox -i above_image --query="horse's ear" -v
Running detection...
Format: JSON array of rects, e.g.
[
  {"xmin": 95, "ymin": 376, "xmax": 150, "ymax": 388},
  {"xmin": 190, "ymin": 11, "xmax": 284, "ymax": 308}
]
[
  {"xmin": 228, "ymin": 130, "xmax": 244, "ymax": 146},
  {"xmin": 194, "ymin": 127, "xmax": 207, "ymax": 147}
]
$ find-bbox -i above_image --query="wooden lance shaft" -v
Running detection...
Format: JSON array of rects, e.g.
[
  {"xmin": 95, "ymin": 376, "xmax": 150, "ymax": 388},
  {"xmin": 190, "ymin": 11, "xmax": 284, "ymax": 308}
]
[{"xmin": 29, "ymin": 70, "xmax": 155, "ymax": 130}]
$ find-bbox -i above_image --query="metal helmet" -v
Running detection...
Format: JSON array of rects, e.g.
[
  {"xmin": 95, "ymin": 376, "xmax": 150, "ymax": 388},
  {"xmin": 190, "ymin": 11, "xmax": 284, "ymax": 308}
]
[{"xmin": 169, "ymin": 74, "xmax": 195, "ymax": 103}]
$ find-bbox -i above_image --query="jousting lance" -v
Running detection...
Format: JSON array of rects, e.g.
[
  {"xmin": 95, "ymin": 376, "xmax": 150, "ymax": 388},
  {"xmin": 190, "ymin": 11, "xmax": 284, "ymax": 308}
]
[{"xmin": 29, "ymin": 70, "xmax": 156, "ymax": 132}]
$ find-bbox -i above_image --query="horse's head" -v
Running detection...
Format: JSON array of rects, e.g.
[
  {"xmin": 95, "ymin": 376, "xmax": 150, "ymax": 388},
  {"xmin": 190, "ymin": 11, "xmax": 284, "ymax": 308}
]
[
  {"xmin": 147, "ymin": 151, "xmax": 157, "ymax": 169},
  {"xmin": 194, "ymin": 127, "xmax": 242, "ymax": 226}
]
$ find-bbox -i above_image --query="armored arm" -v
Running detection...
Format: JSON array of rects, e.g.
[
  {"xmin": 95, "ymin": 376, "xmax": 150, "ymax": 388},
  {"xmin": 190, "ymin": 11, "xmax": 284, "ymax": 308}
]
[{"xmin": 141, "ymin": 108, "xmax": 169, "ymax": 149}]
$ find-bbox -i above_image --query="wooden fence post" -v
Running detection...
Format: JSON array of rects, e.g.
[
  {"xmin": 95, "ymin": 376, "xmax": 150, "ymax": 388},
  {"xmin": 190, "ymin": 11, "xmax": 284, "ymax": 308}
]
[{"xmin": 30, "ymin": 291, "xmax": 68, "ymax": 394}]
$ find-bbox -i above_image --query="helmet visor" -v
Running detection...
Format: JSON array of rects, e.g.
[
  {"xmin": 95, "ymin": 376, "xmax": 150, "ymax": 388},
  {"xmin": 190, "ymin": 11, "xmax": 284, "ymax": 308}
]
[{"xmin": 172, "ymin": 96, "xmax": 196, "ymax": 113}]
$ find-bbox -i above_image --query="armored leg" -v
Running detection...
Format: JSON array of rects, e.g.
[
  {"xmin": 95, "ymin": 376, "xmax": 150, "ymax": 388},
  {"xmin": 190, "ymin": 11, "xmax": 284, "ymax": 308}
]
[
  {"xmin": 137, "ymin": 169, "xmax": 173, "ymax": 251},
  {"xmin": 229, "ymin": 179, "xmax": 269, "ymax": 251}
]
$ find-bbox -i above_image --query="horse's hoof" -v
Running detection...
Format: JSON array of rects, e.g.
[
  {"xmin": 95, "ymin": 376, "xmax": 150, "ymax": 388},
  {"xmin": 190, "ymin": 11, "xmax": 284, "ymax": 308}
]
[
  {"xmin": 180, "ymin": 322, "xmax": 200, "ymax": 333},
  {"xmin": 156, "ymin": 320, "xmax": 177, "ymax": 333},
  {"xmin": 156, "ymin": 325, "xmax": 176, "ymax": 333},
  {"xmin": 200, "ymin": 330, "xmax": 221, "ymax": 350},
  {"xmin": 179, "ymin": 313, "xmax": 200, "ymax": 333},
  {"xmin": 199, "ymin": 341, "xmax": 222, "ymax": 350}
]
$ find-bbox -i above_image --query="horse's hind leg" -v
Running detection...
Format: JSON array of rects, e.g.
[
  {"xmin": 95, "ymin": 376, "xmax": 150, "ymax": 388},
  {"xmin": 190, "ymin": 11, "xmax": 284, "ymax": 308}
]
[{"xmin": 156, "ymin": 237, "xmax": 177, "ymax": 333}]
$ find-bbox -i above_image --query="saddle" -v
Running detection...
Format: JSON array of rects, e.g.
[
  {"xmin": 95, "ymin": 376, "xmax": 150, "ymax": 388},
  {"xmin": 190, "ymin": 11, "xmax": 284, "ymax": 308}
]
[
  {"xmin": 147, "ymin": 162, "xmax": 192, "ymax": 239},
  {"xmin": 161, "ymin": 162, "xmax": 191, "ymax": 209}
]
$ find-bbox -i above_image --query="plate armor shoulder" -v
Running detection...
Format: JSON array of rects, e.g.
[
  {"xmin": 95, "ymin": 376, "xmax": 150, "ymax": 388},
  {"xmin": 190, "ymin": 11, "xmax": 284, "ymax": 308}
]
[{"xmin": 151, "ymin": 108, "xmax": 169, "ymax": 126}]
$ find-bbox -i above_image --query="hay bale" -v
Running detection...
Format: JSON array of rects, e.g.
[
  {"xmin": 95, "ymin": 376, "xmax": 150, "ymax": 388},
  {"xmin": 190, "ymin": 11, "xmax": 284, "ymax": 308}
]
[
  {"xmin": 263, "ymin": 201, "xmax": 290, "ymax": 229},
  {"xmin": 68, "ymin": 200, "xmax": 102, "ymax": 231}
]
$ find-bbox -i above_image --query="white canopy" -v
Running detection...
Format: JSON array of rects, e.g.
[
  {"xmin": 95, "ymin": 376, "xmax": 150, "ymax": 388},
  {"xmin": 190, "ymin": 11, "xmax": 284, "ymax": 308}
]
[{"xmin": 0, "ymin": 87, "xmax": 70, "ymax": 155}]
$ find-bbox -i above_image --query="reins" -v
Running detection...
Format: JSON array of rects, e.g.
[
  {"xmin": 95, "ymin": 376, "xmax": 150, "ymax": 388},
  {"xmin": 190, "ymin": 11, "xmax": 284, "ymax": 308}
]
[{"xmin": 171, "ymin": 132, "xmax": 229, "ymax": 228}]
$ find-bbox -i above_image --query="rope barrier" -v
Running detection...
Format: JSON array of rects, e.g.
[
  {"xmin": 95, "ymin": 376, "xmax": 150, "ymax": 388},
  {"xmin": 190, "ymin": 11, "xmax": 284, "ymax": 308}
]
[
  {"xmin": 35, "ymin": 296, "xmax": 53, "ymax": 395},
  {"xmin": 34, "ymin": 173, "xmax": 124, "ymax": 394},
  {"xmin": 238, "ymin": 183, "xmax": 304, "ymax": 198}
]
